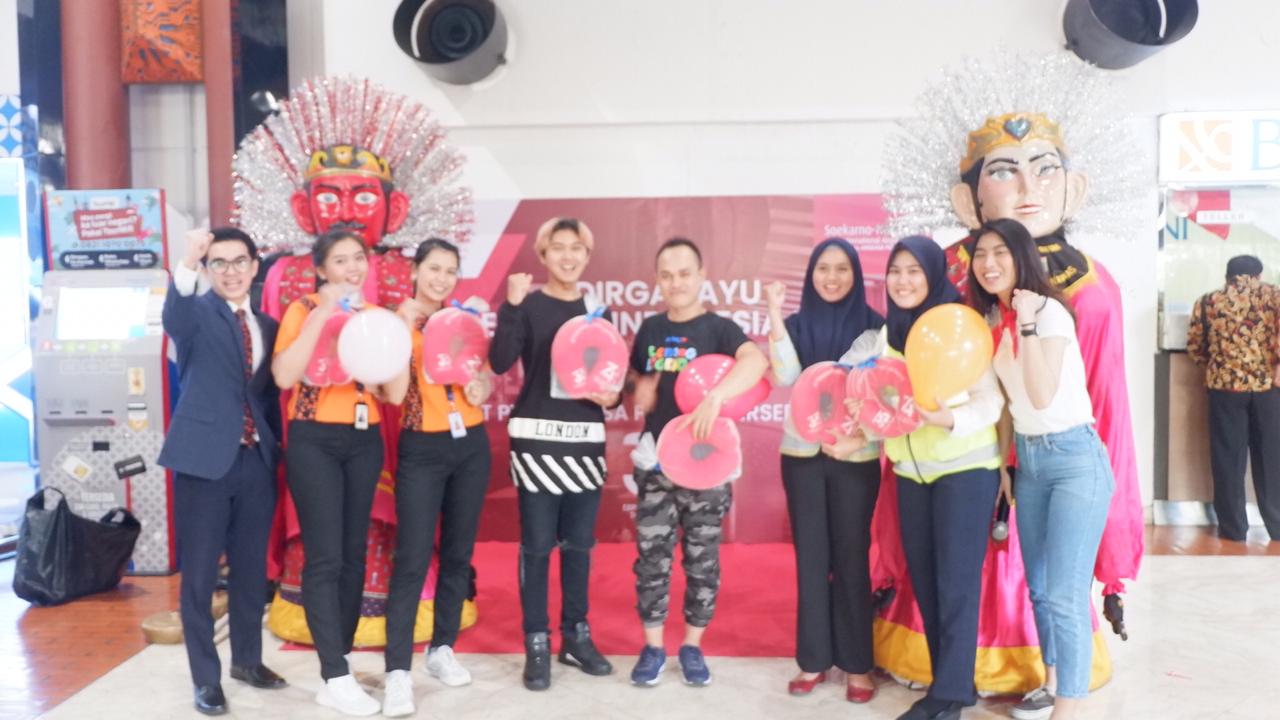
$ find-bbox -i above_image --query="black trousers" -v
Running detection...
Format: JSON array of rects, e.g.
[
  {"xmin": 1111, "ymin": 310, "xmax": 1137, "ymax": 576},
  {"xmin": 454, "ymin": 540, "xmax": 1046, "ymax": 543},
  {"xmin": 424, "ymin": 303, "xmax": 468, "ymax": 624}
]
[
  {"xmin": 285, "ymin": 420, "xmax": 384, "ymax": 680},
  {"xmin": 781, "ymin": 454, "xmax": 880, "ymax": 674},
  {"xmin": 517, "ymin": 486, "xmax": 602, "ymax": 635},
  {"xmin": 384, "ymin": 427, "xmax": 491, "ymax": 671},
  {"xmin": 1208, "ymin": 388, "xmax": 1280, "ymax": 540},
  {"xmin": 174, "ymin": 446, "xmax": 277, "ymax": 688},
  {"xmin": 897, "ymin": 468, "xmax": 999, "ymax": 706}
]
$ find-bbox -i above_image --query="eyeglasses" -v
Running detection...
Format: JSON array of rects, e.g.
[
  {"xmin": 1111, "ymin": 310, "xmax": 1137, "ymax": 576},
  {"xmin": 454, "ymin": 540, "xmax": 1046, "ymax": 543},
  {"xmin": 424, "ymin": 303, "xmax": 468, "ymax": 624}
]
[{"xmin": 207, "ymin": 257, "xmax": 254, "ymax": 274}]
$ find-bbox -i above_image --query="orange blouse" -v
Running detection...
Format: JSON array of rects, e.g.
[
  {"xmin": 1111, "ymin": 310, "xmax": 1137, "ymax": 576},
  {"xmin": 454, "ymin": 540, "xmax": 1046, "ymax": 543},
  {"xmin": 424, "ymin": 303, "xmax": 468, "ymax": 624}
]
[{"xmin": 274, "ymin": 294, "xmax": 384, "ymax": 425}]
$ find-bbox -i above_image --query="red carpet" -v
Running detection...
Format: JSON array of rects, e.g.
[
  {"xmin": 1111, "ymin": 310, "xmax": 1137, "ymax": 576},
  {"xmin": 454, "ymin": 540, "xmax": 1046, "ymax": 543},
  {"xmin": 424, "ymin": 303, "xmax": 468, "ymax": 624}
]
[
  {"xmin": 293, "ymin": 542, "xmax": 799, "ymax": 657},
  {"xmin": 454, "ymin": 542, "xmax": 797, "ymax": 657},
  {"xmin": 455, "ymin": 540, "xmax": 798, "ymax": 653}
]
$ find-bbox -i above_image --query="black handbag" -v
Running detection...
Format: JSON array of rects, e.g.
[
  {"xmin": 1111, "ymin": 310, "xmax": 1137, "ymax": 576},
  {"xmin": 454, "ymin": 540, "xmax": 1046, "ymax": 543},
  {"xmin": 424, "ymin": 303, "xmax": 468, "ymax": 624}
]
[{"xmin": 12, "ymin": 487, "xmax": 141, "ymax": 606}]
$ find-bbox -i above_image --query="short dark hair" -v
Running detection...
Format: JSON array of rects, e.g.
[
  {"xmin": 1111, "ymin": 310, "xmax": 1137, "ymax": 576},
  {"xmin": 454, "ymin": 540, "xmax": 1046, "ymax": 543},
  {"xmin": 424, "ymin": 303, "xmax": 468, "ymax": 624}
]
[
  {"xmin": 311, "ymin": 227, "xmax": 366, "ymax": 268},
  {"xmin": 1226, "ymin": 255, "xmax": 1263, "ymax": 280},
  {"xmin": 207, "ymin": 226, "xmax": 258, "ymax": 260},
  {"xmin": 655, "ymin": 237, "xmax": 702, "ymax": 268},
  {"xmin": 413, "ymin": 237, "xmax": 460, "ymax": 265},
  {"xmin": 966, "ymin": 218, "xmax": 1072, "ymax": 321}
]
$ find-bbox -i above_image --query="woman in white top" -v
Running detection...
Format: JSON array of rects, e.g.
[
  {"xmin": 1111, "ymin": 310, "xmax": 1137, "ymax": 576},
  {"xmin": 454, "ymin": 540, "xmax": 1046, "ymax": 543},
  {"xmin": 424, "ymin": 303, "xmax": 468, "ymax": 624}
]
[{"xmin": 967, "ymin": 218, "xmax": 1115, "ymax": 720}]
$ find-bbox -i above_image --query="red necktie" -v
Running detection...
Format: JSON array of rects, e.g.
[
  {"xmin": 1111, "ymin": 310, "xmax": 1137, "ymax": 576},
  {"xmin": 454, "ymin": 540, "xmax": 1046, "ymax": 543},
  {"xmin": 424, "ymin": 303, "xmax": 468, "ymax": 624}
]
[{"xmin": 235, "ymin": 309, "xmax": 258, "ymax": 445}]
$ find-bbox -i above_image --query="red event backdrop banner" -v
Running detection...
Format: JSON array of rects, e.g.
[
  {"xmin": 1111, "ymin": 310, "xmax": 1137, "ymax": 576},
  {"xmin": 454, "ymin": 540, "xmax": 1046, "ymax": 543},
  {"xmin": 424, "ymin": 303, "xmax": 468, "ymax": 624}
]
[{"xmin": 460, "ymin": 195, "xmax": 892, "ymax": 544}]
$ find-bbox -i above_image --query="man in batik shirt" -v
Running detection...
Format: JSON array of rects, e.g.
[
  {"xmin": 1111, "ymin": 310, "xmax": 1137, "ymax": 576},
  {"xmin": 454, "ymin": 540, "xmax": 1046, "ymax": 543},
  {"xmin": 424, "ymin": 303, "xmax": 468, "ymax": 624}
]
[{"xmin": 1187, "ymin": 255, "xmax": 1280, "ymax": 542}]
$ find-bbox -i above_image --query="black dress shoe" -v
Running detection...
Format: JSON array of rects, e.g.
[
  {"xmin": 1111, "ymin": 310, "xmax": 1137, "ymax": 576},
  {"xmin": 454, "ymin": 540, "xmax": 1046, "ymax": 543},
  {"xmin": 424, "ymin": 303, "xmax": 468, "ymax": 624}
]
[
  {"xmin": 523, "ymin": 632, "xmax": 552, "ymax": 691},
  {"xmin": 193, "ymin": 685, "xmax": 227, "ymax": 716},
  {"xmin": 230, "ymin": 664, "xmax": 288, "ymax": 689},
  {"xmin": 558, "ymin": 621, "xmax": 614, "ymax": 676}
]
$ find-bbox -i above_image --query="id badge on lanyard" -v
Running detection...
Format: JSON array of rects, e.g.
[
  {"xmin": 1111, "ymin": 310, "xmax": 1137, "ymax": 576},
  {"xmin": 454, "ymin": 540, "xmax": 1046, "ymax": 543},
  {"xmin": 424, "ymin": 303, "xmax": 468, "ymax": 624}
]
[
  {"xmin": 354, "ymin": 402, "xmax": 370, "ymax": 430},
  {"xmin": 446, "ymin": 386, "xmax": 467, "ymax": 439}
]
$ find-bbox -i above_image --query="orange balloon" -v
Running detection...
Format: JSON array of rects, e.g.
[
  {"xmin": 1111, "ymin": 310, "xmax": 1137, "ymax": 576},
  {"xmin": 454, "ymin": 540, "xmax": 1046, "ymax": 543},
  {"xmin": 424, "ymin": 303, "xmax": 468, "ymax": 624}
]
[{"xmin": 904, "ymin": 303, "xmax": 993, "ymax": 411}]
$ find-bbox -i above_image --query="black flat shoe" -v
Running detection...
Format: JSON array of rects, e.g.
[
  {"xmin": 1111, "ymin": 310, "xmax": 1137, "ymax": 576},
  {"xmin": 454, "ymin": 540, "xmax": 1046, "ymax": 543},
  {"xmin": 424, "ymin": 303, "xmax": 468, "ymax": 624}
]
[
  {"xmin": 193, "ymin": 685, "xmax": 227, "ymax": 716},
  {"xmin": 230, "ymin": 663, "xmax": 288, "ymax": 689}
]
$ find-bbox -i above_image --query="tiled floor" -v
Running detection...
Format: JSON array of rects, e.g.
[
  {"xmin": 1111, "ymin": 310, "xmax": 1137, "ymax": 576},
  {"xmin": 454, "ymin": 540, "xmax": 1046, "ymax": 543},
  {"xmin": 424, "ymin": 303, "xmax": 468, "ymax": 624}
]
[
  {"xmin": 2, "ymin": 527, "xmax": 1277, "ymax": 719},
  {"xmin": 0, "ymin": 560, "xmax": 180, "ymax": 720}
]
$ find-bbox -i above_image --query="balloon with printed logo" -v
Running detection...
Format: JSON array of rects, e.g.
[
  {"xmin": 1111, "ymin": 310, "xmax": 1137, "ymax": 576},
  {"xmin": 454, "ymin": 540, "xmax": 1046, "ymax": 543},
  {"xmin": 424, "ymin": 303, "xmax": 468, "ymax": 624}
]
[
  {"xmin": 656, "ymin": 414, "xmax": 743, "ymax": 490},
  {"xmin": 789, "ymin": 361, "xmax": 854, "ymax": 443},
  {"xmin": 904, "ymin": 303, "xmax": 992, "ymax": 411},
  {"xmin": 304, "ymin": 311, "xmax": 353, "ymax": 386},
  {"xmin": 337, "ymin": 307, "xmax": 413, "ymax": 385},
  {"xmin": 421, "ymin": 306, "xmax": 490, "ymax": 385},
  {"xmin": 674, "ymin": 353, "xmax": 773, "ymax": 421},
  {"xmin": 550, "ymin": 309, "xmax": 629, "ymax": 398},
  {"xmin": 846, "ymin": 356, "xmax": 921, "ymax": 438}
]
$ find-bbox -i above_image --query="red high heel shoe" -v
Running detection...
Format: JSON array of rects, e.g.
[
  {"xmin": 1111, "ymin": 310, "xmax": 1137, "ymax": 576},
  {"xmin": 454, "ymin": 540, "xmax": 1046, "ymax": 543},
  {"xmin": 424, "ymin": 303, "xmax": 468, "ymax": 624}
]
[
  {"xmin": 845, "ymin": 679, "xmax": 876, "ymax": 704},
  {"xmin": 787, "ymin": 672, "xmax": 827, "ymax": 696}
]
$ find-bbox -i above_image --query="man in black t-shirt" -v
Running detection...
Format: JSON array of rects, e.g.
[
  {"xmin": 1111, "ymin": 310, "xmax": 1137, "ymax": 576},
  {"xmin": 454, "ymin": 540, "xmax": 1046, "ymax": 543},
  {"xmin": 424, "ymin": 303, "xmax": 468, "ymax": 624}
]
[{"xmin": 626, "ymin": 238, "xmax": 768, "ymax": 688}]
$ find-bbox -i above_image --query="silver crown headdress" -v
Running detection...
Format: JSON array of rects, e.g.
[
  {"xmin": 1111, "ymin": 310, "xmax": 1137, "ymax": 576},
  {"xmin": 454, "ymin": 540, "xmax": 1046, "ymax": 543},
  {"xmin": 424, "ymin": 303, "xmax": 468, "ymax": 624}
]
[
  {"xmin": 231, "ymin": 76, "xmax": 473, "ymax": 254},
  {"xmin": 882, "ymin": 52, "xmax": 1147, "ymax": 243}
]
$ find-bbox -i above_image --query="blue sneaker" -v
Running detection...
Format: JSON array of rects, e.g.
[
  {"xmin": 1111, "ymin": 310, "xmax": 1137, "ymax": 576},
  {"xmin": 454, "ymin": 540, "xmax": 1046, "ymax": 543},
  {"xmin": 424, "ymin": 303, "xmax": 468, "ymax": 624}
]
[
  {"xmin": 630, "ymin": 645, "xmax": 666, "ymax": 686},
  {"xmin": 677, "ymin": 645, "xmax": 711, "ymax": 686}
]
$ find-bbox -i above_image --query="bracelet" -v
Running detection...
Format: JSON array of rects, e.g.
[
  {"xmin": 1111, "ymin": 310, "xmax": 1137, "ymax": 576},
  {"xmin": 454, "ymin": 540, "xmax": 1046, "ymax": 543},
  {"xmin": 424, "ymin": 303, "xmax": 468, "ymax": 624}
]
[{"xmin": 1020, "ymin": 326, "xmax": 1038, "ymax": 337}]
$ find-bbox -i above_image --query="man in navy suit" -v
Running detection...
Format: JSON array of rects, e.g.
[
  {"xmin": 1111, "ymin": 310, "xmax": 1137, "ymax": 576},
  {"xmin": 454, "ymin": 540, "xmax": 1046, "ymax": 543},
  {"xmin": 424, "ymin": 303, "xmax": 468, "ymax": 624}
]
[{"xmin": 158, "ymin": 227, "xmax": 287, "ymax": 716}]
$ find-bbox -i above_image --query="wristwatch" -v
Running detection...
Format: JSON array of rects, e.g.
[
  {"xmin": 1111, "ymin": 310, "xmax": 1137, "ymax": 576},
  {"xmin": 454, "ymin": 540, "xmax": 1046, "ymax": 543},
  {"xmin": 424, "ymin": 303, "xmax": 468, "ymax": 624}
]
[{"xmin": 1020, "ymin": 324, "xmax": 1038, "ymax": 337}]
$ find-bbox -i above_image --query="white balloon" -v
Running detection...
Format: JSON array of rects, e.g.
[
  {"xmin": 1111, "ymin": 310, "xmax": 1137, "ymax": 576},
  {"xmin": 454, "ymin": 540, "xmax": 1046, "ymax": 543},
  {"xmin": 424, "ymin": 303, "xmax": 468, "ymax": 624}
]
[{"xmin": 337, "ymin": 307, "xmax": 412, "ymax": 385}]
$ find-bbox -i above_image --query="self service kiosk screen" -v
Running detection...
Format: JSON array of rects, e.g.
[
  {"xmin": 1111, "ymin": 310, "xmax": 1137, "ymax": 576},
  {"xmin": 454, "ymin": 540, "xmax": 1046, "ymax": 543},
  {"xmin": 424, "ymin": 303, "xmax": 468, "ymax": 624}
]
[{"xmin": 56, "ymin": 286, "xmax": 151, "ymax": 340}]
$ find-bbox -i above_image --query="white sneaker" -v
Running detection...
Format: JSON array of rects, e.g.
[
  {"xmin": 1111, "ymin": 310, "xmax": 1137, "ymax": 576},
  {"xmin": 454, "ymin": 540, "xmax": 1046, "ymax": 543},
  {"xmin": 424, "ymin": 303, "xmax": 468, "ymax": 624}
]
[
  {"xmin": 316, "ymin": 673, "xmax": 380, "ymax": 717},
  {"xmin": 425, "ymin": 645, "xmax": 473, "ymax": 687},
  {"xmin": 381, "ymin": 669, "xmax": 415, "ymax": 718}
]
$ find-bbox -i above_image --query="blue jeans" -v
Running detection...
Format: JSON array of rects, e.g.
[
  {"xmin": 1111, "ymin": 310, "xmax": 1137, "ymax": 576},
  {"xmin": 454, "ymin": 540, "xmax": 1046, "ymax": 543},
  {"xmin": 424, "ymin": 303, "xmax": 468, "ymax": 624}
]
[{"xmin": 1015, "ymin": 424, "xmax": 1114, "ymax": 699}]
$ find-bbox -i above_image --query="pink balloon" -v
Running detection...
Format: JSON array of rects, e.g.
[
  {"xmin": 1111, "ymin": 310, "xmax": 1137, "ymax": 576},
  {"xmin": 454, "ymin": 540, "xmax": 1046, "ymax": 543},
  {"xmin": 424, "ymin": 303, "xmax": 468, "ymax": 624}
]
[
  {"xmin": 789, "ymin": 361, "xmax": 854, "ymax": 444},
  {"xmin": 656, "ymin": 414, "xmax": 742, "ymax": 490},
  {"xmin": 674, "ymin": 353, "xmax": 772, "ymax": 421},
  {"xmin": 421, "ymin": 307, "xmax": 490, "ymax": 385},
  {"xmin": 337, "ymin": 307, "xmax": 413, "ymax": 385},
  {"xmin": 845, "ymin": 357, "xmax": 921, "ymax": 438},
  {"xmin": 550, "ymin": 314, "xmax": 628, "ymax": 398},
  {"xmin": 304, "ymin": 312, "xmax": 353, "ymax": 386}
]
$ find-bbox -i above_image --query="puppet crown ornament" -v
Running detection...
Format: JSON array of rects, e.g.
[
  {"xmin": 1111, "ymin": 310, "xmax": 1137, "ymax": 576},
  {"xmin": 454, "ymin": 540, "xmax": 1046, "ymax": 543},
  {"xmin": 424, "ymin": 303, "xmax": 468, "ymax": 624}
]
[
  {"xmin": 881, "ymin": 51, "xmax": 1147, "ymax": 243},
  {"xmin": 960, "ymin": 112, "xmax": 1065, "ymax": 174},
  {"xmin": 304, "ymin": 145, "xmax": 394, "ymax": 183}
]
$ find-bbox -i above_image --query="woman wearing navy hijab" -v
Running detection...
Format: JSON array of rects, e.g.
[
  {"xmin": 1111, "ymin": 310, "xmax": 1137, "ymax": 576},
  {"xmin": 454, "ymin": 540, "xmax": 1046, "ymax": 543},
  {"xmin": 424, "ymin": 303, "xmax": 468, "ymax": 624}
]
[
  {"xmin": 765, "ymin": 238, "xmax": 884, "ymax": 703},
  {"xmin": 879, "ymin": 237, "xmax": 1004, "ymax": 720}
]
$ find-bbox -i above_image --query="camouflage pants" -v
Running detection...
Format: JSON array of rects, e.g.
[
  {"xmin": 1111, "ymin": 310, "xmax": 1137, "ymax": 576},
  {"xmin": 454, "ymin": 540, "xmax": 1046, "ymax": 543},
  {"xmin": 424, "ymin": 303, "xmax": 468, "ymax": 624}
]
[{"xmin": 633, "ymin": 468, "xmax": 733, "ymax": 628}]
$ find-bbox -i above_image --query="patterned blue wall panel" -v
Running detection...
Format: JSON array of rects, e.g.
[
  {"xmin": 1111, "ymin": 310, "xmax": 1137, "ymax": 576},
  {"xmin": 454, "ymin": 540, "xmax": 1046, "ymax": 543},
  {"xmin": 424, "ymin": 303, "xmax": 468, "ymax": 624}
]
[{"xmin": 0, "ymin": 96, "xmax": 21, "ymax": 159}]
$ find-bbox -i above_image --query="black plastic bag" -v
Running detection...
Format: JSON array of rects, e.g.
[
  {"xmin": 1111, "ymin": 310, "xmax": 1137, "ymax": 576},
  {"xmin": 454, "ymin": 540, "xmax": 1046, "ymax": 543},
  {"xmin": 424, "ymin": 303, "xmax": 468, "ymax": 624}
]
[{"xmin": 12, "ymin": 487, "xmax": 142, "ymax": 606}]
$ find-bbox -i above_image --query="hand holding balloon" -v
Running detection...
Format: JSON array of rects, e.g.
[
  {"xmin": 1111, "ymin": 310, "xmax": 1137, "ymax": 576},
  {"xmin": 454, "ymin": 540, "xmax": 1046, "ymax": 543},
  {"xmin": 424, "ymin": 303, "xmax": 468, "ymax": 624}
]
[
  {"xmin": 916, "ymin": 397, "xmax": 955, "ymax": 430},
  {"xmin": 586, "ymin": 391, "xmax": 620, "ymax": 408},
  {"xmin": 682, "ymin": 391, "xmax": 725, "ymax": 441},
  {"xmin": 316, "ymin": 281, "xmax": 352, "ymax": 311},
  {"xmin": 464, "ymin": 372, "xmax": 493, "ymax": 406},
  {"xmin": 821, "ymin": 431, "xmax": 868, "ymax": 460},
  {"xmin": 396, "ymin": 297, "xmax": 428, "ymax": 328}
]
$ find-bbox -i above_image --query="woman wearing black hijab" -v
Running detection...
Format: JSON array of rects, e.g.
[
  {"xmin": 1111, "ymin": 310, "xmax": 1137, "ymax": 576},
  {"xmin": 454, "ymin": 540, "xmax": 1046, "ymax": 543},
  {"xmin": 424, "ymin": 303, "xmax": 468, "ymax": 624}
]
[
  {"xmin": 765, "ymin": 238, "xmax": 884, "ymax": 703},
  {"xmin": 880, "ymin": 237, "xmax": 1004, "ymax": 720}
]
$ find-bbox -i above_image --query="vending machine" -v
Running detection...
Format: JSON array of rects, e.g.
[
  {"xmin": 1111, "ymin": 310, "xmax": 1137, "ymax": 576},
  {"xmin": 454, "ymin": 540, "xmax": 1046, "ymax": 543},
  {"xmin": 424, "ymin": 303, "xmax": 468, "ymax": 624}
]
[{"xmin": 33, "ymin": 188, "xmax": 174, "ymax": 573}]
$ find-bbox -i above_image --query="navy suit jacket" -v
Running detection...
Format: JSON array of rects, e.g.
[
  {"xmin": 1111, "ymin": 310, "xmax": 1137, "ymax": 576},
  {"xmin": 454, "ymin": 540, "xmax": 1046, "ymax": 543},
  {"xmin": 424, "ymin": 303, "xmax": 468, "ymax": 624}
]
[{"xmin": 158, "ymin": 279, "xmax": 282, "ymax": 480}]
